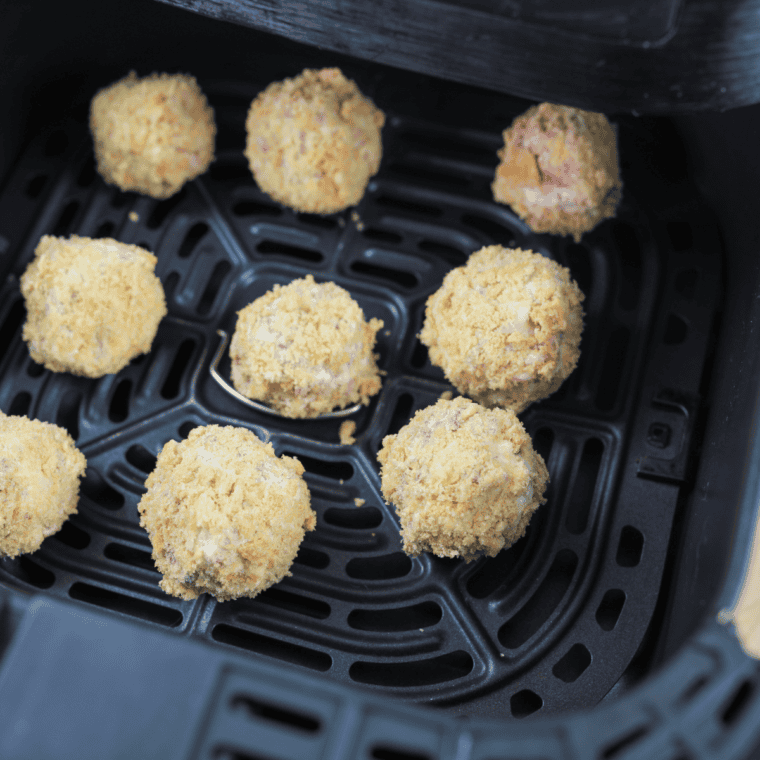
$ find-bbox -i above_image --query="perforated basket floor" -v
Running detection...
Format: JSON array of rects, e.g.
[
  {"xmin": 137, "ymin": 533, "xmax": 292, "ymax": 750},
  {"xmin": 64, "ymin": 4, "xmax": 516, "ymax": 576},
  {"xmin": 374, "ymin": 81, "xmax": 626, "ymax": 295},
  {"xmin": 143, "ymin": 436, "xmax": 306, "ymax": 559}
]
[{"xmin": 0, "ymin": 80, "xmax": 722, "ymax": 719}]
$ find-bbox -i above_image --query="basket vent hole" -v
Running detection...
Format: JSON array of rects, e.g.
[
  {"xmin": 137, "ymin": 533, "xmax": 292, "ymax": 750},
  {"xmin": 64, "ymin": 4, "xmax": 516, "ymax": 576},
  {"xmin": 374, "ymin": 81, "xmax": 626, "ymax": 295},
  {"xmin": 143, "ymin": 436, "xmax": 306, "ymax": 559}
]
[
  {"xmin": 0, "ymin": 300, "xmax": 25, "ymax": 361},
  {"xmin": 410, "ymin": 341, "xmax": 428, "ymax": 369},
  {"xmin": 0, "ymin": 556, "xmax": 55, "ymax": 589},
  {"xmin": 667, "ymin": 221, "xmax": 694, "ymax": 252},
  {"xmin": 208, "ymin": 160, "xmax": 250, "ymax": 182},
  {"xmin": 146, "ymin": 188, "xmax": 187, "ymax": 229},
  {"xmin": 80, "ymin": 469, "xmax": 124, "ymax": 510},
  {"xmin": 8, "ymin": 392, "xmax": 31, "ymax": 417},
  {"xmin": 510, "ymin": 689, "xmax": 543, "ymax": 718},
  {"xmin": 721, "ymin": 679, "xmax": 755, "ymax": 726},
  {"xmin": 43, "ymin": 130, "xmax": 68, "ymax": 156},
  {"xmin": 532, "ymin": 427, "xmax": 554, "ymax": 464},
  {"xmin": 229, "ymin": 694, "xmax": 321, "ymax": 733},
  {"xmin": 677, "ymin": 675, "xmax": 709, "ymax": 706},
  {"xmin": 663, "ymin": 313, "xmax": 688, "ymax": 345},
  {"xmin": 26, "ymin": 359, "xmax": 45, "ymax": 378},
  {"xmin": 324, "ymin": 506, "xmax": 382, "ymax": 529},
  {"xmin": 104, "ymin": 543, "xmax": 157, "ymax": 572},
  {"xmin": 52, "ymin": 520, "xmax": 90, "ymax": 550},
  {"xmin": 296, "ymin": 212, "xmax": 338, "ymax": 229},
  {"xmin": 375, "ymin": 195, "xmax": 442, "ymax": 218},
  {"xmin": 595, "ymin": 589, "xmax": 626, "ymax": 631},
  {"xmin": 197, "ymin": 261, "xmax": 232, "ymax": 315},
  {"xmin": 552, "ymin": 643, "xmax": 591, "ymax": 683},
  {"xmin": 212, "ymin": 624, "xmax": 332, "ymax": 671},
  {"xmin": 110, "ymin": 189, "xmax": 133, "ymax": 209},
  {"xmin": 164, "ymin": 271, "xmax": 180, "ymax": 301},
  {"xmin": 466, "ymin": 536, "xmax": 527, "ymax": 599},
  {"xmin": 95, "ymin": 220, "xmax": 115, "ymax": 238},
  {"xmin": 348, "ymin": 601, "xmax": 442, "ymax": 632},
  {"xmin": 178, "ymin": 221, "xmax": 208, "ymax": 258},
  {"xmin": 126, "ymin": 444, "xmax": 157, "ymax": 474},
  {"xmin": 257, "ymin": 239, "xmax": 323, "ymax": 263},
  {"xmin": 350, "ymin": 650, "xmax": 472, "ymax": 687},
  {"xmin": 371, "ymin": 746, "xmax": 431, "ymax": 760},
  {"xmin": 346, "ymin": 552, "xmax": 412, "ymax": 580},
  {"xmin": 179, "ymin": 421, "xmax": 199, "ymax": 439},
  {"xmin": 51, "ymin": 200, "xmax": 80, "ymax": 237},
  {"xmin": 417, "ymin": 239, "xmax": 467, "ymax": 266},
  {"xmin": 616, "ymin": 526, "xmax": 644, "ymax": 567},
  {"xmin": 161, "ymin": 339, "xmax": 196, "ymax": 399},
  {"xmin": 499, "ymin": 548, "xmax": 578, "ymax": 648},
  {"xmin": 461, "ymin": 213, "xmax": 512, "ymax": 241},
  {"xmin": 601, "ymin": 726, "xmax": 650, "ymax": 759},
  {"xmin": 252, "ymin": 587, "xmax": 331, "ymax": 620},
  {"xmin": 108, "ymin": 378, "xmax": 132, "ymax": 422},
  {"xmin": 56, "ymin": 390, "xmax": 81, "ymax": 441},
  {"xmin": 566, "ymin": 243, "xmax": 594, "ymax": 304},
  {"xmin": 386, "ymin": 161, "xmax": 470, "ymax": 189},
  {"xmin": 69, "ymin": 582, "xmax": 182, "ymax": 627},
  {"xmin": 397, "ymin": 130, "xmax": 496, "ymax": 163},
  {"xmin": 283, "ymin": 452, "xmax": 353, "ymax": 481},
  {"xmin": 25, "ymin": 174, "xmax": 47, "ymax": 199},
  {"xmin": 363, "ymin": 227, "xmax": 403, "ymax": 244},
  {"xmin": 594, "ymin": 326, "xmax": 630, "ymax": 412},
  {"xmin": 386, "ymin": 393, "xmax": 414, "ymax": 438},
  {"xmin": 566, "ymin": 437, "xmax": 603, "ymax": 535},
  {"xmin": 76, "ymin": 157, "xmax": 97, "ymax": 188},
  {"xmin": 674, "ymin": 268, "xmax": 699, "ymax": 300},
  {"xmin": 350, "ymin": 261, "xmax": 418, "ymax": 289},
  {"xmin": 612, "ymin": 221, "xmax": 642, "ymax": 310},
  {"xmin": 293, "ymin": 546, "xmax": 329, "ymax": 570},
  {"xmin": 232, "ymin": 199, "xmax": 282, "ymax": 217}
]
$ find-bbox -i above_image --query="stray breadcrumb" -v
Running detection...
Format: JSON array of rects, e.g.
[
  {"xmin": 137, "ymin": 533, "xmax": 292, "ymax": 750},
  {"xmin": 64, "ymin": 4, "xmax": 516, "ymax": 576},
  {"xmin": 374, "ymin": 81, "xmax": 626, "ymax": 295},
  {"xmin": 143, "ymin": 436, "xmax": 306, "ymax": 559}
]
[
  {"xmin": 492, "ymin": 102, "xmax": 621, "ymax": 242},
  {"xmin": 339, "ymin": 420, "xmax": 357, "ymax": 445},
  {"xmin": 0, "ymin": 412, "xmax": 86, "ymax": 558},
  {"xmin": 419, "ymin": 245, "xmax": 584, "ymax": 413},
  {"xmin": 230, "ymin": 275, "xmax": 383, "ymax": 418},
  {"xmin": 351, "ymin": 211, "xmax": 365, "ymax": 231},
  {"xmin": 354, "ymin": 498, "xmax": 365, "ymax": 507},
  {"xmin": 378, "ymin": 397, "xmax": 548, "ymax": 561},
  {"xmin": 90, "ymin": 71, "xmax": 216, "ymax": 199},
  {"xmin": 244, "ymin": 68, "xmax": 384, "ymax": 214},
  {"xmin": 440, "ymin": 391, "xmax": 453, "ymax": 401},
  {"xmin": 129, "ymin": 211, "xmax": 139, "ymax": 222},
  {"xmin": 137, "ymin": 425, "xmax": 316, "ymax": 601},
  {"xmin": 20, "ymin": 235, "xmax": 167, "ymax": 377}
]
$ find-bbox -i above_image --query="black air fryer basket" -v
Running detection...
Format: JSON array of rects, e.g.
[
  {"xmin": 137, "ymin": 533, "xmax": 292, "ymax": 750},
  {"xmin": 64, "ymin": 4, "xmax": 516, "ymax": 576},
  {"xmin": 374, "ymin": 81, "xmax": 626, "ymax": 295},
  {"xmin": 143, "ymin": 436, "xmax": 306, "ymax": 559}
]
[{"xmin": 0, "ymin": 1, "xmax": 759, "ymax": 758}]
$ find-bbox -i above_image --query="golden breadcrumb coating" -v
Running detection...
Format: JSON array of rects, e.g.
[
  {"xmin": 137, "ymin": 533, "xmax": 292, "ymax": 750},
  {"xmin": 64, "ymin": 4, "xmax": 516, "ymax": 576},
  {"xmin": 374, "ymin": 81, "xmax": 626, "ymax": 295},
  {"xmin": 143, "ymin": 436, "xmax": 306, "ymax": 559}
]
[
  {"xmin": 244, "ymin": 67, "xmax": 385, "ymax": 214},
  {"xmin": 419, "ymin": 246, "xmax": 584, "ymax": 414},
  {"xmin": 230, "ymin": 275, "xmax": 384, "ymax": 418},
  {"xmin": 20, "ymin": 235, "xmax": 167, "ymax": 378},
  {"xmin": 90, "ymin": 71, "xmax": 216, "ymax": 199},
  {"xmin": 137, "ymin": 425, "xmax": 316, "ymax": 601},
  {"xmin": 0, "ymin": 412, "xmax": 86, "ymax": 558},
  {"xmin": 378, "ymin": 397, "xmax": 548, "ymax": 561},
  {"xmin": 492, "ymin": 103, "xmax": 621, "ymax": 242}
]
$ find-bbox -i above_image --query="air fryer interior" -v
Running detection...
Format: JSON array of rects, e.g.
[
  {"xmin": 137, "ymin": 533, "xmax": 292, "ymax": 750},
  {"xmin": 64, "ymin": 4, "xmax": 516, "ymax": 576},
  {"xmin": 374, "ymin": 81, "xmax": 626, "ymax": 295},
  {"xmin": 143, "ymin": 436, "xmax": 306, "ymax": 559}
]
[{"xmin": 0, "ymin": 0, "xmax": 759, "ymax": 745}]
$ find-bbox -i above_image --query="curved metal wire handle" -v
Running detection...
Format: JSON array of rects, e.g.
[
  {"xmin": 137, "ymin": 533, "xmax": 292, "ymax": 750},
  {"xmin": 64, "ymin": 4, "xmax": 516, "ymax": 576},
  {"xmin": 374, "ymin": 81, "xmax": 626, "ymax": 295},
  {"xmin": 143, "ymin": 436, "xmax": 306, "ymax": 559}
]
[{"xmin": 210, "ymin": 329, "xmax": 363, "ymax": 420}]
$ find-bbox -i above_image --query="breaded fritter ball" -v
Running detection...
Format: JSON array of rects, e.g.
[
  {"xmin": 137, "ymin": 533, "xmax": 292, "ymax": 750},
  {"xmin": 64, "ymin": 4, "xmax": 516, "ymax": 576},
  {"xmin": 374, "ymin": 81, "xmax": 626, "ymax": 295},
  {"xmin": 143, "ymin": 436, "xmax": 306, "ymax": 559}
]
[
  {"xmin": 492, "ymin": 103, "xmax": 621, "ymax": 242},
  {"xmin": 20, "ymin": 235, "xmax": 167, "ymax": 378},
  {"xmin": 230, "ymin": 275, "xmax": 384, "ymax": 418},
  {"xmin": 90, "ymin": 71, "xmax": 216, "ymax": 199},
  {"xmin": 419, "ymin": 246, "xmax": 584, "ymax": 414},
  {"xmin": 0, "ymin": 412, "xmax": 86, "ymax": 559},
  {"xmin": 378, "ymin": 397, "xmax": 548, "ymax": 561},
  {"xmin": 244, "ymin": 67, "xmax": 384, "ymax": 214},
  {"xmin": 137, "ymin": 425, "xmax": 316, "ymax": 601}
]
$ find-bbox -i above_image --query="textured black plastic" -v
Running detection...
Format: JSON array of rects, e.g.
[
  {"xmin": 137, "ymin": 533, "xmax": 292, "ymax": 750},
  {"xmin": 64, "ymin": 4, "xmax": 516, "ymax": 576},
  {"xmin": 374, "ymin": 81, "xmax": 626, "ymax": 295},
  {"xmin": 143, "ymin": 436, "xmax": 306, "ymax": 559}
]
[{"xmin": 0, "ymin": 82, "xmax": 725, "ymax": 723}]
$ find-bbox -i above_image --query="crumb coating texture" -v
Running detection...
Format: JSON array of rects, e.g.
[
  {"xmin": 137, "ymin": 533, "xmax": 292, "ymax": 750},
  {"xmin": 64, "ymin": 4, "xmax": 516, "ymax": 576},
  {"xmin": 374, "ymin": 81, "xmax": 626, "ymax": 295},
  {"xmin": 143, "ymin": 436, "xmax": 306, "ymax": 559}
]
[
  {"xmin": 0, "ymin": 412, "xmax": 86, "ymax": 558},
  {"xmin": 419, "ymin": 246, "xmax": 584, "ymax": 413},
  {"xmin": 138, "ymin": 425, "xmax": 316, "ymax": 601},
  {"xmin": 244, "ymin": 67, "xmax": 384, "ymax": 214},
  {"xmin": 378, "ymin": 397, "xmax": 548, "ymax": 561},
  {"xmin": 20, "ymin": 235, "xmax": 167, "ymax": 377},
  {"xmin": 230, "ymin": 275, "xmax": 383, "ymax": 418}
]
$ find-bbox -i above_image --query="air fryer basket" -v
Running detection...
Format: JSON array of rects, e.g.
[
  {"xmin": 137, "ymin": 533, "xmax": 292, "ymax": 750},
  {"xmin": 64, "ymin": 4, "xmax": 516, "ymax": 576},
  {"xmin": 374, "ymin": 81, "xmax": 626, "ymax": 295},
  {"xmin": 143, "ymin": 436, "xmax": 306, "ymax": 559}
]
[{"xmin": 0, "ymin": 1, "xmax": 759, "ymax": 759}]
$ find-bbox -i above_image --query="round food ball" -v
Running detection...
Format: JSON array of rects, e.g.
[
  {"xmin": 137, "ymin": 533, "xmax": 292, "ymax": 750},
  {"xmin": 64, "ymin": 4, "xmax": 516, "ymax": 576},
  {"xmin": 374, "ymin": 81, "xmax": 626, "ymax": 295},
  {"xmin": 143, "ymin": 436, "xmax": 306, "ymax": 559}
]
[
  {"xmin": 492, "ymin": 102, "xmax": 621, "ymax": 242},
  {"xmin": 137, "ymin": 425, "xmax": 316, "ymax": 601},
  {"xmin": 90, "ymin": 71, "xmax": 216, "ymax": 199},
  {"xmin": 230, "ymin": 275, "xmax": 384, "ymax": 418},
  {"xmin": 20, "ymin": 235, "xmax": 167, "ymax": 378},
  {"xmin": 378, "ymin": 397, "xmax": 548, "ymax": 561},
  {"xmin": 0, "ymin": 412, "xmax": 87, "ymax": 559},
  {"xmin": 419, "ymin": 246, "xmax": 584, "ymax": 414},
  {"xmin": 244, "ymin": 67, "xmax": 384, "ymax": 214}
]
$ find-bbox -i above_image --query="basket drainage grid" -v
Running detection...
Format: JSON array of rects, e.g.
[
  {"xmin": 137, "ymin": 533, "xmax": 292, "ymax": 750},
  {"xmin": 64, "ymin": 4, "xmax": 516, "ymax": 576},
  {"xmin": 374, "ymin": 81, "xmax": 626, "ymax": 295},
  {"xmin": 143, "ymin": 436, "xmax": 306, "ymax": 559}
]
[{"xmin": 0, "ymin": 82, "xmax": 721, "ymax": 719}]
